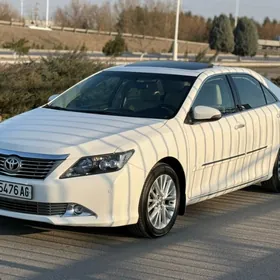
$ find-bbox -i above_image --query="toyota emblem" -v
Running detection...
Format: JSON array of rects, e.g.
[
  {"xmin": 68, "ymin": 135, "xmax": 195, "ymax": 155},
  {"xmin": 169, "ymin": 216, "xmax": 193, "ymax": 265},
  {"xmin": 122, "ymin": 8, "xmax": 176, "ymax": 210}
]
[{"xmin": 4, "ymin": 157, "xmax": 21, "ymax": 173}]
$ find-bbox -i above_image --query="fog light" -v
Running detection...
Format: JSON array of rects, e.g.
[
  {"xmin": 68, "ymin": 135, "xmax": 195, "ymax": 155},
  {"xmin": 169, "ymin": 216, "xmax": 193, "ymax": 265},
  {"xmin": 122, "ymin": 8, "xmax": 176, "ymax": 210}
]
[
  {"xmin": 63, "ymin": 203, "xmax": 97, "ymax": 218},
  {"xmin": 74, "ymin": 204, "xmax": 83, "ymax": 215}
]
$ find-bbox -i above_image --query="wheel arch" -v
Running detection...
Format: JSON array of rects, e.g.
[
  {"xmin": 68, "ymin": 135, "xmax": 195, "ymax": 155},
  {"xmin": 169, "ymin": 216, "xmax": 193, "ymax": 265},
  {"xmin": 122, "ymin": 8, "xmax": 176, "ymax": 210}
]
[{"xmin": 158, "ymin": 157, "xmax": 186, "ymax": 216}]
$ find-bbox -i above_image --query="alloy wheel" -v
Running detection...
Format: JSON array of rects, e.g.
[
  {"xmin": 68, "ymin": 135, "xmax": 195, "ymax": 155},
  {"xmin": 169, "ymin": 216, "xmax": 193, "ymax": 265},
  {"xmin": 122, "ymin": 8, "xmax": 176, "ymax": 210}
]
[{"xmin": 147, "ymin": 174, "xmax": 177, "ymax": 230}]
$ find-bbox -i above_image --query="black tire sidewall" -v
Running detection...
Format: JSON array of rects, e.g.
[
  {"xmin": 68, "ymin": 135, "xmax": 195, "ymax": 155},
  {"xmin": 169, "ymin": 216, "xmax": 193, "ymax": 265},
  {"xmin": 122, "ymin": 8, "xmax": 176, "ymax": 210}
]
[
  {"xmin": 139, "ymin": 163, "xmax": 180, "ymax": 238},
  {"xmin": 271, "ymin": 150, "xmax": 280, "ymax": 192}
]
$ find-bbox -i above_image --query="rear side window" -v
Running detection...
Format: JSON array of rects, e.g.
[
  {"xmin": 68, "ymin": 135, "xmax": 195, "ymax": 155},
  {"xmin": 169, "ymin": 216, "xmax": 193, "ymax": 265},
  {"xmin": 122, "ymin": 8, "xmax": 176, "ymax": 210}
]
[
  {"xmin": 261, "ymin": 85, "xmax": 278, "ymax": 105},
  {"xmin": 231, "ymin": 74, "xmax": 266, "ymax": 109}
]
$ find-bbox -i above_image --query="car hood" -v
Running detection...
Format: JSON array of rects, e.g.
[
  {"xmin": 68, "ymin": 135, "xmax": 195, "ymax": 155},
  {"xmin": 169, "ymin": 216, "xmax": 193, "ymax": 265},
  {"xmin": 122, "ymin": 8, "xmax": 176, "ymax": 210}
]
[{"xmin": 0, "ymin": 108, "xmax": 166, "ymax": 158}]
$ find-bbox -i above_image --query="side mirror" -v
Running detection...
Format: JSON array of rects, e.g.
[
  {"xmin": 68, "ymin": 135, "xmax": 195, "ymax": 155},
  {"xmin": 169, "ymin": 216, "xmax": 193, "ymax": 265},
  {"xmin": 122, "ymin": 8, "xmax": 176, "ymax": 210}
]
[
  {"xmin": 193, "ymin": 106, "xmax": 222, "ymax": 122},
  {"xmin": 48, "ymin": 94, "xmax": 59, "ymax": 103}
]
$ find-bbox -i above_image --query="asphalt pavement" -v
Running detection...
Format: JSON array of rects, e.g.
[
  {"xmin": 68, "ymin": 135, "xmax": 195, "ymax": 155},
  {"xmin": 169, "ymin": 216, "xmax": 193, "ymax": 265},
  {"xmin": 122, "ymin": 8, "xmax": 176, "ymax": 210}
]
[{"xmin": 0, "ymin": 185, "xmax": 280, "ymax": 280}]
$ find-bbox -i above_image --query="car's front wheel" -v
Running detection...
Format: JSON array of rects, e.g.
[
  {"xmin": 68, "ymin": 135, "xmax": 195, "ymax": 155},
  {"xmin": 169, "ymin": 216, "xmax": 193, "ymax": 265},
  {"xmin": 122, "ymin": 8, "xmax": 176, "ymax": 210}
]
[{"xmin": 128, "ymin": 163, "xmax": 180, "ymax": 238}]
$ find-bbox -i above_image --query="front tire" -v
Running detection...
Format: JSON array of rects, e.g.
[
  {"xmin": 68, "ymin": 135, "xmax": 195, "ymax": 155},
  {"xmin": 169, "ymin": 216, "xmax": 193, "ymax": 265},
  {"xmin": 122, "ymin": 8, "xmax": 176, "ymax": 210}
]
[
  {"xmin": 128, "ymin": 163, "xmax": 180, "ymax": 238},
  {"xmin": 262, "ymin": 149, "xmax": 280, "ymax": 193}
]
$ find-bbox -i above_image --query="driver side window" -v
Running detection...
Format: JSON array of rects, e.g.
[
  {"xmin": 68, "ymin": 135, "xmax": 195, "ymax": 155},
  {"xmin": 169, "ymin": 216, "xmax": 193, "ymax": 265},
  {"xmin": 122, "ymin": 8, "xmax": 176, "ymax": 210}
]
[{"xmin": 193, "ymin": 75, "xmax": 237, "ymax": 115}]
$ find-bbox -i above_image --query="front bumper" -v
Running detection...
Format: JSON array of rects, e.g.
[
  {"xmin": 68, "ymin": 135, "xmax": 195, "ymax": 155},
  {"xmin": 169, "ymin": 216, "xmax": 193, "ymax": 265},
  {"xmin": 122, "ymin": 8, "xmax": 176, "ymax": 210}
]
[
  {"xmin": 0, "ymin": 161, "xmax": 146, "ymax": 227},
  {"xmin": 0, "ymin": 209, "xmax": 106, "ymax": 226}
]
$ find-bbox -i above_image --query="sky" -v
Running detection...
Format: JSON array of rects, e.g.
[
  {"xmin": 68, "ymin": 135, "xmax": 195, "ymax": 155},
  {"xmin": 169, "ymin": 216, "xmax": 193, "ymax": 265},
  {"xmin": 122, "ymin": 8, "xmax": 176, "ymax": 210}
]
[{"xmin": 9, "ymin": 0, "xmax": 280, "ymax": 23}]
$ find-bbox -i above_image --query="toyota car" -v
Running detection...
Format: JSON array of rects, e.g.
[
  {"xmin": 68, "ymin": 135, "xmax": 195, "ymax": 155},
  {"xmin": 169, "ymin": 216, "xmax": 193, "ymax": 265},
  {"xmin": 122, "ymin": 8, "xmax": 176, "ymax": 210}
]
[{"xmin": 0, "ymin": 61, "xmax": 280, "ymax": 238}]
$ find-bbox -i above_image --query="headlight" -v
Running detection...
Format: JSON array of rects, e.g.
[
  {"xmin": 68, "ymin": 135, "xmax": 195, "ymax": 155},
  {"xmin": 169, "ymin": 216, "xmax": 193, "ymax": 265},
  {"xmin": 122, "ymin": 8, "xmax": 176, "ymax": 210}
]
[{"xmin": 60, "ymin": 150, "xmax": 135, "ymax": 179}]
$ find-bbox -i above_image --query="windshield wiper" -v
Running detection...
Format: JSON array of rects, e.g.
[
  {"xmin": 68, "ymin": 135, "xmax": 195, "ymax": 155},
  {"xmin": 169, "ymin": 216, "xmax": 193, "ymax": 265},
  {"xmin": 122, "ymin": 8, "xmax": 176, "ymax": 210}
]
[
  {"xmin": 44, "ymin": 105, "xmax": 110, "ymax": 114},
  {"xmin": 44, "ymin": 106, "xmax": 131, "ymax": 116},
  {"xmin": 44, "ymin": 105, "xmax": 70, "ymax": 111},
  {"xmin": 74, "ymin": 109, "xmax": 114, "ymax": 115}
]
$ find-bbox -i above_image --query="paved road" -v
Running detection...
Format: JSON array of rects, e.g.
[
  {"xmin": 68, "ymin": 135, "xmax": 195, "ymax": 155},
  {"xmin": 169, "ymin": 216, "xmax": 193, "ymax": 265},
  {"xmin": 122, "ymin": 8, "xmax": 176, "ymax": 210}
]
[{"xmin": 0, "ymin": 185, "xmax": 280, "ymax": 280}]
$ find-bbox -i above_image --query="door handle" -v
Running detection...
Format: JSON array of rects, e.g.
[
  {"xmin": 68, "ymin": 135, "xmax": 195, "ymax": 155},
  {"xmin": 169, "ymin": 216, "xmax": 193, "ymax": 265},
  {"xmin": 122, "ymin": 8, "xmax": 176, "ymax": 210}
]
[{"xmin": 235, "ymin": 123, "xmax": 245, "ymax": 130}]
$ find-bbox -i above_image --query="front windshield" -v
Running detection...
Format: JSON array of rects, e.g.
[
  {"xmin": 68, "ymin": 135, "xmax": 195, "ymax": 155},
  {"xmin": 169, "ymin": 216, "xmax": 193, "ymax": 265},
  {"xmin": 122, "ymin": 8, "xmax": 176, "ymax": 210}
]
[{"xmin": 46, "ymin": 71, "xmax": 196, "ymax": 119}]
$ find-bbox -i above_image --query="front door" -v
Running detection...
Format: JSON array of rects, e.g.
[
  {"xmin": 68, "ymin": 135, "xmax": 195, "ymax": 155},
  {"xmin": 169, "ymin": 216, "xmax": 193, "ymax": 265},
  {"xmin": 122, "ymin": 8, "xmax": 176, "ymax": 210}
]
[{"xmin": 184, "ymin": 75, "xmax": 246, "ymax": 199}]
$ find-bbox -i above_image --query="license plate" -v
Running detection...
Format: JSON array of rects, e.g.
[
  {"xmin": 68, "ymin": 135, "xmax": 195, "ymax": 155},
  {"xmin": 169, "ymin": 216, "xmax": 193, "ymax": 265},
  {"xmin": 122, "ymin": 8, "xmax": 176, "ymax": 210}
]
[{"xmin": 0, "ymin": 181, "xmax": 33, "ymax": 200}]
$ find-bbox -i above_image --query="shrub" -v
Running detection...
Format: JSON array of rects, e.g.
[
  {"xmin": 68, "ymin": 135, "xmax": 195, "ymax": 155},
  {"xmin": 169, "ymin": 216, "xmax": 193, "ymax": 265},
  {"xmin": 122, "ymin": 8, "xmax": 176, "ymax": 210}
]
[
  {"xmin": 53, "ymin": 43, "xmax": 64, "ymax": 50},
  {"xmin": 272, "ymin": 77, "xmax": 280, "ymax": 87},
  {"xmin": 102, "ymin": 34, "xmax": 127, "ymax": 56},
  {"xmin": 0, "ymin": 51, "xmax": 110, "ymax": 119},
  {"xmin": 80, "ymin": 42, "xmax": 87, "ymax": 52},
  {"xmin": 3, "ymin": 38, "xmax": 30, "ymax": 57},
  {"xmin": 194, "ymin": 48, "xmax": 208, "ymax": 62},
  {"xmin": 184, "ymin": 48, "xmax": 189, "ymax": 59},
  {"xmin": 168, "ymin": 42, "xmax": 174, "ymax": 53}
]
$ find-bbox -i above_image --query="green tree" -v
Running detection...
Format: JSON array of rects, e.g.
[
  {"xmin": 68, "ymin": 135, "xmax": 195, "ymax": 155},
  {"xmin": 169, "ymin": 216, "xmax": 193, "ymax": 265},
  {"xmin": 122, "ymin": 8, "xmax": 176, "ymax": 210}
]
[
  {"xmin": 209, "ymin": 14, "xmax": 234, "ymax": 55},
  {"xmin": 233, "ymin": 17, "xmax": 259, "ymax": 57},
  {"xmin": 263, "ymin": 16, "xmax": 271, "ymax": 26},
  {"xmin": 0, "ymin": 2, "xmax": 19, "ymax": 21},
  {"xmin": 102, "ymin": 34, "xmax": 127, "ymax": 56},
  {"xmin": 228, "ymin": 13, "xmax": 235, "ymax": 28},
  {"xmin": 3, "ymin": 38, "xmax": 30, "ymax": 57}
]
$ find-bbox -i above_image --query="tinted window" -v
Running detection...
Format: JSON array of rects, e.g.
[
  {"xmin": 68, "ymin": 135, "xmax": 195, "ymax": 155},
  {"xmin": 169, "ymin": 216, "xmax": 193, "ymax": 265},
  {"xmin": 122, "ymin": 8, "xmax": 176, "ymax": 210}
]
[
  {"xmin": 261, "ymin": 85, "xmax": 278, "ymax": 105},
  {"xmin": 193, "ymin": 76, "xmax": 236, "ymax": 115},
  {"xmin": 231, "ymin": 74, "xmax": 266, "ymax": 109},
  {"xmin": 264, "ymin": 77, "xmax": 280, "ymax": 99},
  {"xmin": 47, "ymin": 71, "xmax": 196, "ymax": 119}
]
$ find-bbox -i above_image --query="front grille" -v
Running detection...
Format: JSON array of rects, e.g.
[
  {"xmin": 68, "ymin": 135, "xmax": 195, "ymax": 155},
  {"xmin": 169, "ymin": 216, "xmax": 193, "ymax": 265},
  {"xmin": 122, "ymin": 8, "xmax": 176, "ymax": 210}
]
[
  {"xmin": 0, "ymin": 197, "xmax": 68, "ymax": 216},
  {"xmin": 0, "ymin": 154, "xmax": 59, "ymax": 180}
]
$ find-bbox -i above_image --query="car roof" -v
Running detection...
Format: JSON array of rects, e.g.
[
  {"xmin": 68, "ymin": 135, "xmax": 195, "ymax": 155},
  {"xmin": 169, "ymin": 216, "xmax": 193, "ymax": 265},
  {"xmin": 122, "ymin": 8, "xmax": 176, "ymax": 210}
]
[
  {"xmin": 104, "ymin": 61, "xmax": 267, "ymax": 85},
  {"xmin": 105, "ymin": 61, "xmax": 213, "ymax": 77},
  {"xmin": 105, "ymin": 61, "xmax": 256, "ymax": 77},
  {"xmin": 125, "ymin": 61, "xmax": 214, "ymax": 70}
]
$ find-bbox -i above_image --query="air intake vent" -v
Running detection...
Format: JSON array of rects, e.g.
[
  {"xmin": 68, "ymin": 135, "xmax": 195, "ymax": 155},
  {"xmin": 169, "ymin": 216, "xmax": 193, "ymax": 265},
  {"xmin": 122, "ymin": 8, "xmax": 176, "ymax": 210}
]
[{"xmin": 0, "ymin": 197, "xmax": 68, "ymax": 216}]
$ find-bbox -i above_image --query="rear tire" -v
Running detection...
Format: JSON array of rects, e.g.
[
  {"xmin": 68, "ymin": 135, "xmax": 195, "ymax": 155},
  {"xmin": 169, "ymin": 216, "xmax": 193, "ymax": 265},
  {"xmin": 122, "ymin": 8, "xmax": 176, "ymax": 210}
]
[
  {"xmin": 128, "ymin": 163, "xmax": 180, "ymax": 238},
  {"xmin": 262, "ymin": 149, "xmax": 280, "ymax": 193}
]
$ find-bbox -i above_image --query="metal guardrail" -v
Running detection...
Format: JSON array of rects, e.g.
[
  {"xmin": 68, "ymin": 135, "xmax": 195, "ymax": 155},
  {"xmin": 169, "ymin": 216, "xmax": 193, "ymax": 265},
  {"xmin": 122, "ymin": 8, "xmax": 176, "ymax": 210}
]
[
  {"xmin": 1, "ymin": 53, "xmax": 280, "ymax": 68},
  {"xmin": 258, "ymin": 39, "xmax": 280, "ymax": 49}
]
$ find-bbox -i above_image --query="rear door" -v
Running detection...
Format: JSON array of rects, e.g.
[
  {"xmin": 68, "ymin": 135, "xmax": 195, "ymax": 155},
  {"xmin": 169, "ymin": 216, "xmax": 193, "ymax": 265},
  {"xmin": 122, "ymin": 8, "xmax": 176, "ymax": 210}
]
[{"xmin": 229, "ymin": 74, "xmax": 280, "ymax": 183}]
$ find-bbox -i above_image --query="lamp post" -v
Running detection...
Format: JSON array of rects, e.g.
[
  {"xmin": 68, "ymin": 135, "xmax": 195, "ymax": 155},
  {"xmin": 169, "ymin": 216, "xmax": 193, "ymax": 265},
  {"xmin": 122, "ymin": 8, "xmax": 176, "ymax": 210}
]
[
  {"xmin": 173, "ymin": 0, "xmax": 181, "ymax": 61},
  {"xmin": 234, "ymin": 0, "xmax": 240, "ymax": 27},
  {"xmin": 20, "ymin": 0, "xmax": 24, "ymax": 20},
  {"xmin": 46, "ymin": 0, "xmax": 49, "ymax": 27}
]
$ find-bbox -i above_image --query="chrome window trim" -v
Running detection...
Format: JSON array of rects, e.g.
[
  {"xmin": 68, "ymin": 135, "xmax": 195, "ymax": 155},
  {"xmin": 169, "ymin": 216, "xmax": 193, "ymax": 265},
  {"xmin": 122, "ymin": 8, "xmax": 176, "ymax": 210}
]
[{"xmin": 0, "ymin": 149, "xmax": 69, "ymax": 160}]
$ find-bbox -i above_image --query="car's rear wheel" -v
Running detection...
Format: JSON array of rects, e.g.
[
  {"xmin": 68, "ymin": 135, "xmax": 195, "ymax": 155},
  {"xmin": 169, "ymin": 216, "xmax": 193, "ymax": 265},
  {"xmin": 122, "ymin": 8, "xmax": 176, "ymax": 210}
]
[
  {"xmin": 128, "ymin": 163, "xmax": 180, "ymax": 238},
  {"xmin": 262, "ymin": 149, "xmax": 280, "ymax": 193}
]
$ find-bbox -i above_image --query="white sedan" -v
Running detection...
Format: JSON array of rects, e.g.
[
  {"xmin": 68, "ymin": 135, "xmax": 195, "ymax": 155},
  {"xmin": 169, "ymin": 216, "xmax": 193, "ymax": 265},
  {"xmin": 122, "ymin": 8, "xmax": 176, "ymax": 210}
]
[{"xmin": 0, "ymin": 61, "xmax": 280, "ymax": 238}]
